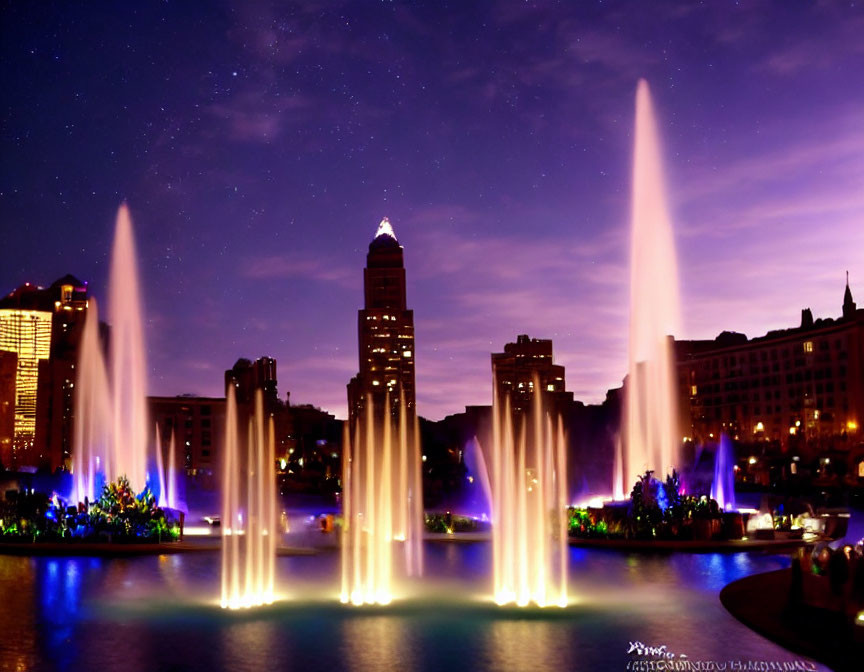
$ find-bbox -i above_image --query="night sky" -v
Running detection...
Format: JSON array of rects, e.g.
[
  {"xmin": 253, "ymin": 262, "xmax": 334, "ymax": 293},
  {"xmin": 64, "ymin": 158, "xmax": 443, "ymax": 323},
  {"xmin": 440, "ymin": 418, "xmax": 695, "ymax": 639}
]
[{"xmin": 2, "ymin": 1, "xmax": 863, "ymax": 420}]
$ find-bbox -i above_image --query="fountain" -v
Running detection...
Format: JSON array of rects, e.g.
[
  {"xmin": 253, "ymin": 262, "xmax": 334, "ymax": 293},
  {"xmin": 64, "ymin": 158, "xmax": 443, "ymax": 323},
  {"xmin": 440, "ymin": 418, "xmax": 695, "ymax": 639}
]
[
  {"xmin": 612, "ymin": 433, "xmax": 625, "ymax": 501},
  {"xmin": 73, "ymin": 205, "xmax": 152, "ymax": 502},
  {"xmin": 165, "ymin": 429, "xmax": 179, "ymax": 510},
  {"xmin": 340, "ymin": 391, "xmax": 424, "ymax": 605},
  {"xmin": 154, "ymin": 424, "xmax": 167, "ymax": 508},
  {"xmin": 463, "ymin": 437, "xmax": 493, "ymax": 518},
  {"xmin": 485, "ymin": 374, "xmax": 568, "ymax": 607},
  {"xmin": 72, "ymin": 297, "xmax": 112, "ymax": 505},
  {"xmin": 221, "ymin": 385, "xmax": 278, "ymax": 609},
  {"xmin": 108, "ymin": 204, "xmax": 150, "ymax": 494},
  {"xmin": 623, "ymin": 79, "xmax": 682, "ymax": 490},
  {"xmin": 711, "ymin": 434, "xmax": 736, "ymax": 511},
  {"xmin": 152, "ymin": 425, "xmax": 181, "ymax": 510}
]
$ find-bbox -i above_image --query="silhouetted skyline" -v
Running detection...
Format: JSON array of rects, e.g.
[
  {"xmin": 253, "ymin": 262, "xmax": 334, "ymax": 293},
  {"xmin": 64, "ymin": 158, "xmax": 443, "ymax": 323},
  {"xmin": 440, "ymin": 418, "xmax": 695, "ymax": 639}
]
[{"xmin": 2, "ymin": 1, "xmax": 863, "ymax": 419}]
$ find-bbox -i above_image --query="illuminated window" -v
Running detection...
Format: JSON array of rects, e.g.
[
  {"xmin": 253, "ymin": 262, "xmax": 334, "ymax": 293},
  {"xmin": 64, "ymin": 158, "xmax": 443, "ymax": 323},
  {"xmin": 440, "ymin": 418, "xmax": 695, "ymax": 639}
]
[
  {"xmin": 0, "ymin": 309, "xmax": 52, "ymax": 451},
  {"xmin": 859, "ymin": 461, "xmax": 864, "ymax": 478},
  {"xmin": 547, "ymin": 384, "xmax": 555, "ymax": 391},
  {"xmin": 803, "ymin": 341, "xmax": 813, "ymax": 353},
  {"xmin": 403, "ymin": 350, "xmax": 412, "ymax": 357},
  {"xmin": 690, "ymin": 385, "xmax": 698, "ymax": 396}
]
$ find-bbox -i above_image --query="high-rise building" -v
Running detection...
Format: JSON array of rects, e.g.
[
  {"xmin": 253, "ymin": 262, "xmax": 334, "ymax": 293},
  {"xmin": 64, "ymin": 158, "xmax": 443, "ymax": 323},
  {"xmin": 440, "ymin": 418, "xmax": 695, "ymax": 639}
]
[
  {"xmin": 149, "ymin": 395, "xmax": 226, "ymax": 483},
  {"xmin": 492, "ymin": 334, "xmax": 573, "ymax": 414},
  {"xmin": 347, "ymin": 218, "xmax": 416, "ymax": 423},
  {"xmin": 225, "ymin": 357, "xmax": 279, "ymax": 410},
  {"xmin": 0, "ymin": 350, "xmax": 17, "ymax": 466},
  {"xmin": 224, "ymin": 355, "xmax": 293, "ymax": 462},
  {"xmin": 0, "ymin": 275, "xmax": 89, "ymax": 469}
]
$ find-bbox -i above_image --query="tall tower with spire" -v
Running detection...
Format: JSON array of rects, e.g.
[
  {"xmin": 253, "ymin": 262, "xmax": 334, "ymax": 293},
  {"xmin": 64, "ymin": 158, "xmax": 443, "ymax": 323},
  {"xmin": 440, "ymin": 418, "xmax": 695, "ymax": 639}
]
[
  {"xmin": 347, "ymin": 218, "xmax": 416, "ymax": 424},
  {"xmin": 843, "ymin": 271, "xmax": 857, "ymax": 319}
]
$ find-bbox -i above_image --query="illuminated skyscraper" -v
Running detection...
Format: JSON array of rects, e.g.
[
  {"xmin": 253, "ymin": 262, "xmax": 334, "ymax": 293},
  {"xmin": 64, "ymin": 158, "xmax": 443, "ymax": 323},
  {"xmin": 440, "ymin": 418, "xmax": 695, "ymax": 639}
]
[
  {"xmin": 0, "ymin": 303, "xmax": 52, "ymax": 463},
  {"xmin": 492, "ymin": 334, "xmax": 572, "ymax": 415},
  {"xmin": 0, "ymin": 276, "xmax": 89, "ymax": 469},
  {"xmin": 347, "ymin": 218, "xmax": 416, "ymax": 423}
]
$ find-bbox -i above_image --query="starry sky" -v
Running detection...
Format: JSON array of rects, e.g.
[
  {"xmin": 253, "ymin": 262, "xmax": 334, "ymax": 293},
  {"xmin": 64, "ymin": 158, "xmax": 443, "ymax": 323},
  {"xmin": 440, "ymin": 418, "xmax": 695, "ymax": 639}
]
[{"xmin": 2, "ymin": 1, "xmax": 863, "ymax": 420}]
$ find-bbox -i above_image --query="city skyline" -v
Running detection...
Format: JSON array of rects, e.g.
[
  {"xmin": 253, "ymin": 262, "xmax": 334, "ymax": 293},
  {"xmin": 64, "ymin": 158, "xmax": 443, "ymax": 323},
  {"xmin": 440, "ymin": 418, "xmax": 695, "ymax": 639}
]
[{"xmin": 2, "ymin": 2, "xmax": 864, "ymax": 420}]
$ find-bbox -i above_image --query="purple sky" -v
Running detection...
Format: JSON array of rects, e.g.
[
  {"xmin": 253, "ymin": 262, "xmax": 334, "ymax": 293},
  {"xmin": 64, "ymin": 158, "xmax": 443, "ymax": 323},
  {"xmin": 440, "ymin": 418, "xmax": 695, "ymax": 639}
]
[{"xmin": 2, "ymin": 1, "xmax": 863, "ymax": 420}]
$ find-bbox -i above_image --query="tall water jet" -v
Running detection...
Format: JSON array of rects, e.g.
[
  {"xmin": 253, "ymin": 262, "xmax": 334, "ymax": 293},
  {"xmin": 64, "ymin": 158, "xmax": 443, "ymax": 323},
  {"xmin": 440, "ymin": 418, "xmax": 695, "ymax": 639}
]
[
  {"xmin": 486, "ymin": 373, "xmax": 568, "ymax": 607},
  {"xmin": 221, "ymin": 386, "xmax": 278, "ymax": 609},
  {"xmin": 464, "ymin": 437, "xmax": 493, "ymax": 518},
  {"xmin": 612, "ymin": 434, "xmax": 625, "ymax": 501},
  {"xmin": 108, "ymin": 204, "xmax": 149, "ymax": 493},
  {"xmin": 72, "ymin": 297, "xmax": 112, "ymax": 503},
  {"xmin": 154, "ymin": 423, "xmax": 167, "ymax": 507},
  {"xmin": 711, "ymin": 434, "xmax": 736, "ymax": 511},
  {"xmin": 152, "ymin": 425, "xmax": 180, "ymax": 510},
  {"xmin": 624, "ymin": 79, "xmax": 682, "ymax": 490},
  {"xmin": 340, "ymin": 392, "xmax": 423, "ymax": 606},
  {"xmin": 165, "ymin": 429, "xmax": 179, "ymax": 510}
]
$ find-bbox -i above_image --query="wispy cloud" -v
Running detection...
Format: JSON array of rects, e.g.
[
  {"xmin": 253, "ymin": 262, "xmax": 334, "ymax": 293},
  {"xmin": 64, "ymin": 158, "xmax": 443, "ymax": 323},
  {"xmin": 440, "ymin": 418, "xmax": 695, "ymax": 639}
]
[
  {"xmin": 208, "ymin": 92, "xmax": 315, "ymax": 143},
  {"xmin": 239, "ymin": 255, "xmax": 355, "ymax": 288}
]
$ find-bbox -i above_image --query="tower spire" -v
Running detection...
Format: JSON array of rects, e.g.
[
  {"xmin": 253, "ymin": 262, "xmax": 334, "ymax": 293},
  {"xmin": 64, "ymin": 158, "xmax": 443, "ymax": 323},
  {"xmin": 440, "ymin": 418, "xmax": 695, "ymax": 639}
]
[
  {"xmin": 844, "ymin": 270, "xmax": 856, "ymax": 318},
  {"xmin": 375, "ymin": 217, "xmax": 396, "ymax": 240}
]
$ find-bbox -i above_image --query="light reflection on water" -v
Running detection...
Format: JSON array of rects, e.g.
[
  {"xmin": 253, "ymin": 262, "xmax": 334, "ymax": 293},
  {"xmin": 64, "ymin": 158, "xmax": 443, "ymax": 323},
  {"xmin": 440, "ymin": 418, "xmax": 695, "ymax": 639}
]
[
  {"xmin": 487, "ymin": 620, "xmax": 575, "ymax": 672},
  {"xmin": 0, "ymin": 544, "xmax": 824, "ymax": 672},
  {"xmin": 341, "ymin": 616, "xmax": 414, "ymax": 672}
]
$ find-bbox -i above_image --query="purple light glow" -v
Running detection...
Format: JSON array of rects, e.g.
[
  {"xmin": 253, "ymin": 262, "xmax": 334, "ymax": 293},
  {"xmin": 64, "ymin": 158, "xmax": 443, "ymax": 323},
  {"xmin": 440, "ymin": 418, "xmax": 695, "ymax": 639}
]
[{"xmin": 2, "ymin": 3, "xmax": 863, "ymax": 420}]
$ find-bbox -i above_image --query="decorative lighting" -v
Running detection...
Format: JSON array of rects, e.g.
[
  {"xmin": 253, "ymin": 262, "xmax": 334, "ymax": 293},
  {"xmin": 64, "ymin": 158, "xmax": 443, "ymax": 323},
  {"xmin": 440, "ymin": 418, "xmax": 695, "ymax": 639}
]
[{"xmin": 375, "ymin": 217, "xmax": 396, "ymax": 240}]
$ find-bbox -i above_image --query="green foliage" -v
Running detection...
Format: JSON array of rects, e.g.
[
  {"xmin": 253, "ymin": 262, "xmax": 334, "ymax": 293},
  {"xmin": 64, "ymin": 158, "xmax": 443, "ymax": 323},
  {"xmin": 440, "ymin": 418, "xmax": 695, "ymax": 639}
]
[
  {"xmin": 567, "ymin": 507, "xmax": 610, "ymax": 538},
  {"xmin": 566, "ymin": 470, "xmax": 725, "ymax": 541},
  {"xmin": 424, "ymin": 512, "xmax": 486, "ymax": 534},
  {"xmin": 0, "ymin": 476, "xmax": 179, "ymax": 543},
  {"xmin": 87, "ymin": 476, "xmax": 179, "ymax": 542}
]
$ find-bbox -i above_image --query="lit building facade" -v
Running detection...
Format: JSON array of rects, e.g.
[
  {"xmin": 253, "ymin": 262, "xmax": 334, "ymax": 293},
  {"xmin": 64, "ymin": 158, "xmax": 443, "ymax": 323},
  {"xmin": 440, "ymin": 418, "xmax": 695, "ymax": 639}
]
[
  {"xmin": 0, "ymin": 350, "xmax": 17, "ymax": 466},
  {"xmin": 225, "ymin": 357, "xmax": 279, "ymax": 411},
  {"xmin": 0, "ymin": 276, "xmax": 89, "ymax": 470},
  {"xmin": 677, "ymin": 280, "xmax": 863, "ymax": 459},
  {"xmin": 149, "ymin": 395, "xmax": 226, "ymax": 483},
  {"xmin": 347, "ymin": 218, "xmax": 416, "ymax": 424},
  {"xmin": 0, "ymin": 307, "xmax": 51, "ymax": 462},
  {"xmin": 492, "ymin": 334, "xmax": 572, "ymax": 414}
]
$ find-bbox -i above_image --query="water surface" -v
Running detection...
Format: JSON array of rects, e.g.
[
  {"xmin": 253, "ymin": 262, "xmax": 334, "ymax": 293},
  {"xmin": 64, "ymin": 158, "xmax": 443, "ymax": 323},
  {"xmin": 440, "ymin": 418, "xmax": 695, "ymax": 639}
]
[{"xmin": 0, "ymin": 542, "xmax": 824, "ymax": 672}]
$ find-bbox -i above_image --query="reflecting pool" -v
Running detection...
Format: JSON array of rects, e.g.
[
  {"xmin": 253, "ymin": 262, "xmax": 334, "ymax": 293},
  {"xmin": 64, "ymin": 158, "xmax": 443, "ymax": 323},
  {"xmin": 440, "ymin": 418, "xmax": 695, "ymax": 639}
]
[{"xmin": 0, "ymin": 544, "xmax": 825, "ymax": 672}]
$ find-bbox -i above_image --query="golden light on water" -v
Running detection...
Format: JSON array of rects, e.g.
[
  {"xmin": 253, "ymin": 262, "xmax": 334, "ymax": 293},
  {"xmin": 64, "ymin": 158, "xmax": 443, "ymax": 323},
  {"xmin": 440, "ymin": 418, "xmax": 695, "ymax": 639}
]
[
  {"xmin": 340, "ymin": 392, "xmax": 423, "ymax": 606},
  {"xmin": 489, "ymin": 374, "xmax": 569, "ymax": 608},
  {"xmin": 220, "ymin": 387, "xmax": 278, "ymax": 609}
]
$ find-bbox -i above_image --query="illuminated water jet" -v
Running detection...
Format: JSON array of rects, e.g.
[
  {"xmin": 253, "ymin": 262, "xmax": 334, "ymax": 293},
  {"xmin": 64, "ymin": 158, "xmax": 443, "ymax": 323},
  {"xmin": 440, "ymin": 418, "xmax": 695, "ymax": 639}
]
[
  {"xmin": 152, "ymin": 425, "xmax": 181, "ymax": 510},
  {"xmin": 154, "ymin": 423, "xmax": 167, "ymax": 507},
  {"xmin": 711, "ymin": 434, "xmax": 736, "ymax": 511},
  {"xmin": 72, "ymin": 297, "xmax": 112, "ymax": 504},
  {"xmin": 612, "ymin": 434, "xmax": 625, "ymax": 501},
  {"xmin": 221, "ymin": 386, "xmax": 278, "ymax": 609},
  {"xmin": 340, "ymin": 391, "xmax": 424, "ymax": 606},
  {"xmin": 623, "ymin": 79, "xmax": 682, "ymax": 490},
  {"xmin": 166, "ymin": 429, "xmax": 179, "ymax": 510},
  {"xmin": 486, "ymin": 374, "xmax": 568, "ymax": 607},
  {"xmin": 73, "ymin": 205, "xmax": 153, "ymax": 502},
  {"xmin": 109, "ymin": 203, "xmax": 150, "ymax": 493}
]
